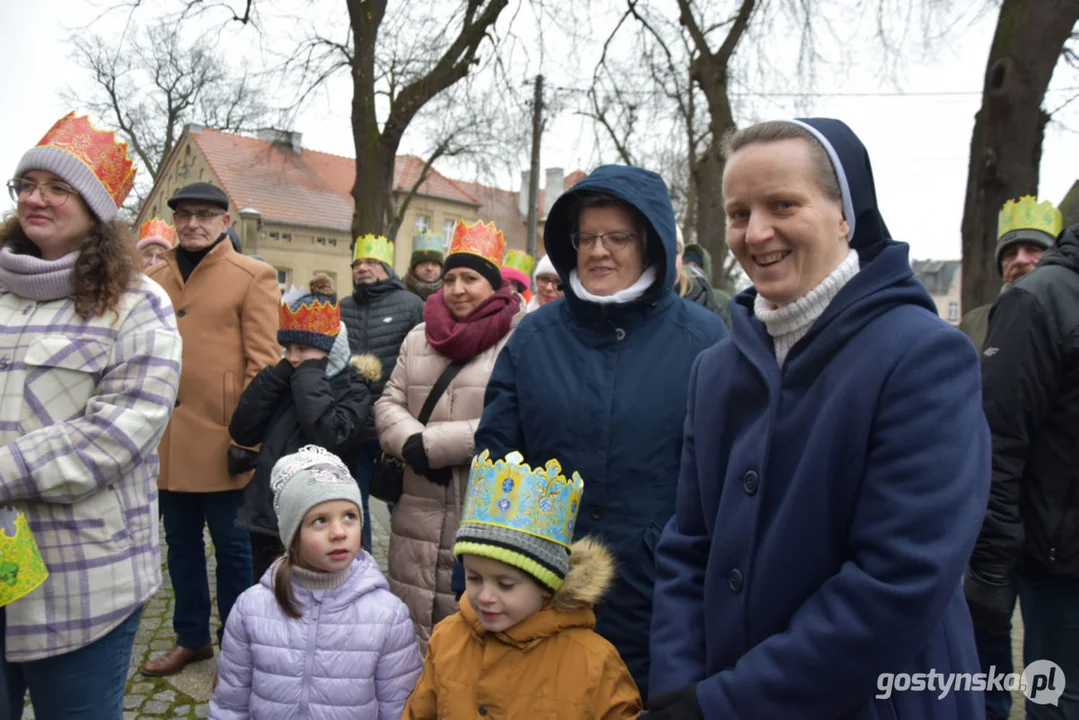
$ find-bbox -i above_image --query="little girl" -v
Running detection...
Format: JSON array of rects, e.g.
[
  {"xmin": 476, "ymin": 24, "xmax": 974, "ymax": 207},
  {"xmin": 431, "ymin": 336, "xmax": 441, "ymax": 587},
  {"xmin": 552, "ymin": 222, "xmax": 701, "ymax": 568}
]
[
  {"xmin": 403, "ymin": 450, "xmax": 642, "ymax": 719},
  {"xmin": 210, "ymin": 445, "xmax": 422, "ymax": 719}
]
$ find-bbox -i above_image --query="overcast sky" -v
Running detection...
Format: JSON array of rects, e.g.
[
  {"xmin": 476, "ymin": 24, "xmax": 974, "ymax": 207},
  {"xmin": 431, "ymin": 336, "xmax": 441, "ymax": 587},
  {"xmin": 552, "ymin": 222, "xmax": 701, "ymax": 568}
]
[{"xmin": 2, "ymin": 1, "xmax": 1077, "ymax": 262}]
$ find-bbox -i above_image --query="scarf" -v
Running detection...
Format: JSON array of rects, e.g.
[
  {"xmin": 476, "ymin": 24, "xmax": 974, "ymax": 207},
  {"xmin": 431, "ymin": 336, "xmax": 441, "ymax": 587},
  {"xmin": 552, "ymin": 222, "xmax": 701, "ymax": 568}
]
[
  {"xmin": 176, "ymin": 235, "xmax": 226, "ymax": 282},
  {"xmin": 424, "ymin": 285, "xmax": 519, "ymax": 362},
  {"xmin": 568, "ymin": 266, "xmax": 658, "ymax": 305},
  {"xmin": 0, "ymin": 246, "xmax": 76, "ymax": 301},
  {"xmin": 754, "ymin": 247, "xmax": 860, "ymax": 367},
  {"xmin": 404, "ymin": 270, "xmax": 443, "ymax": 301}
]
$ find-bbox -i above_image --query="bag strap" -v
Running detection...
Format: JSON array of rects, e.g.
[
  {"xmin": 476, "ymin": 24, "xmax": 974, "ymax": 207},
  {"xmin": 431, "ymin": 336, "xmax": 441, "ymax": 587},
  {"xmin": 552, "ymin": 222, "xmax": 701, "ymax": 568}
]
[{"xmin": 417, "ymin": 361, "xmax": 465, "ymax": 425}]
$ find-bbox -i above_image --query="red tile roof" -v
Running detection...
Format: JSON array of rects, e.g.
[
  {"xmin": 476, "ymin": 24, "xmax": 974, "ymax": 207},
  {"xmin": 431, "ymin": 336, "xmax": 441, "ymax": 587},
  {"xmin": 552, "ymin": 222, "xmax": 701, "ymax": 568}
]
[{"xmin": 187, "ymin": 128, "xmax": 479, "ymax": 231}]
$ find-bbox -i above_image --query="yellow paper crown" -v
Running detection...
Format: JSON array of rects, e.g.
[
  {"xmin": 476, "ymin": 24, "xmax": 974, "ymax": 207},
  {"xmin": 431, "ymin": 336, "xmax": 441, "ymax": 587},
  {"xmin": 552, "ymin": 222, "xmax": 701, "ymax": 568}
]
[
  {"xmin": 138, "ymin": 217, "xmax": 176, "ymax": 244},
  {"xmin": 353, "ymin": 234, "xmax": 395, "ymax": 265},
  {"xmin": 460, "ymin": 450, "xmax": 583, "ymax": 548},
  {"xmin": 0, "ymin": 508, "xmax": 49, "ymax": 607},
  {"xmin": 998, "ymin": 196, "xmax": 1063, "ymax": 241},
  {"xmin": 502, "ymin": 249, "xmax": 535, "ymax": 276},
  {"xmin": 449, "ymin": 220, "xmax": 506, "ymax": 269}
]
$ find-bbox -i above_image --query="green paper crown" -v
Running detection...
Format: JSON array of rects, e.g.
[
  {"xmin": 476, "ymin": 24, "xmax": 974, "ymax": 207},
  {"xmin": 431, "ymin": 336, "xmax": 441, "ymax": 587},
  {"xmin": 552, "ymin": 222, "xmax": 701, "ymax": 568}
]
[
  {"xmin": 353, "ymin": 234, "xmax": 395, "ymax": 265},
  {"xmin": 461, "ymin": 450, "xmax": 583, "ymax": 548},
  {"xmin": 503, "ymin": 249, "xmax": 535, "ymax": 276},
  {"xmin": 998, "ymin": 196, "xmax": 1062, "ymax": 241},
  {"xmin": 412, "ymin": 232, "xmax": 445, "ymax": 254},
  {"xmin": 0, "ymin": 507, "xmax": 48, "ymax": 607}
]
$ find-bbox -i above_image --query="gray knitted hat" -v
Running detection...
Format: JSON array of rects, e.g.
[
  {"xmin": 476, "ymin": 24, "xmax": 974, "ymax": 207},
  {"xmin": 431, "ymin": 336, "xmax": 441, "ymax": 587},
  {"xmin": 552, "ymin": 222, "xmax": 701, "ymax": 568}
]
[
  {"xmin": 454, "ymin": 522, "xmax": 571, "ymax": 592},
  {"xmin": 270, "ymin": 446, "xmax": 362, "ymax": 549},
  {"xmin": 16, "ymin": 146, "xmax": 121, "ymax": 222}
]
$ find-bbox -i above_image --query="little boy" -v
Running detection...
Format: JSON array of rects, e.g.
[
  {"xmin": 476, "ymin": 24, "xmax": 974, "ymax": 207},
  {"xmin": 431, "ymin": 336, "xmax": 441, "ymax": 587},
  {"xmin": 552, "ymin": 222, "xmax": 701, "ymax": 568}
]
[{"xmin": 403, "ymin": 450, "xmax": 642, "ymax": 719}]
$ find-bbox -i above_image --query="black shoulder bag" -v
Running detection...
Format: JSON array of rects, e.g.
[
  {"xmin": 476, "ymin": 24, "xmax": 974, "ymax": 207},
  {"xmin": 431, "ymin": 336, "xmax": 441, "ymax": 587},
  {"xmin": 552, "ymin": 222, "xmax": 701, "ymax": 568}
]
[{"xmin": 370, "ymin": 361, "xmax": 465, "ymax": 503}]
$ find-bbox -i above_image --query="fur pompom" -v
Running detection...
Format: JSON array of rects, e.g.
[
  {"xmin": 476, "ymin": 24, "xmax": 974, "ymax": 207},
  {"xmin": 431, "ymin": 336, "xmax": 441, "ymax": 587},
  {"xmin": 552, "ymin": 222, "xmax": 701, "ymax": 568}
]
[
  {"xmin": 349, "ymin": 353, "xmax": 383, "ymax": 383},
  {"xmin": 308, "ymin": 273, "xmax": 335, "ymax": 297},
  {"xmin": 551, "ymin": 536, "xmax": 616, "ymax": 611}
]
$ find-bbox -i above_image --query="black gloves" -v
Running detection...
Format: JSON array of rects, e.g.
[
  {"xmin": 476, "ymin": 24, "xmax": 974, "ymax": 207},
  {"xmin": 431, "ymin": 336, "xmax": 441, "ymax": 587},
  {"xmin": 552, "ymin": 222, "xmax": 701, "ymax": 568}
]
[
  {"xmin": 642, "ymin": 684, "xmax": 703, "ymax": 720},
  {"xmin": 402, "ymin": 433, "xmax": 431, "ymax": 474},
  {"xmin": 295, "ymin": 357, "xmax": 329, "ymax": 373},
  {"xmin": 963, "ymin": 568, "xmax": 1015, "ymax": 636},
  {"xmin": 269, "ymin": 358, "xmax": 294, "ymax": 382},
  {"xmin": 402, "ymin": 433, "xmax": 453, "ymax": 486}
]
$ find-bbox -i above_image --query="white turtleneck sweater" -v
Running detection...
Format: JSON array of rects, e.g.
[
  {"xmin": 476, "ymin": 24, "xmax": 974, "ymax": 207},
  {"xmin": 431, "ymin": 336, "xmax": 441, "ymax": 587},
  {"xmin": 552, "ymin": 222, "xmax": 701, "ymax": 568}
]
[{"xmin": 754, "ymin": 247, "xmax": 860, "ymax": 367}]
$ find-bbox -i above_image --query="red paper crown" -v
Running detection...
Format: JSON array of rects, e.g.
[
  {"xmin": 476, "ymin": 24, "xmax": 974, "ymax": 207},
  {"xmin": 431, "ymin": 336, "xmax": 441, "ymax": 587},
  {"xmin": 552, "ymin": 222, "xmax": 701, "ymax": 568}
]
[
  {"xmin": 139, "ymin": 217, "xmax": 176, "ymax": 244},
  {"xmin": 36, "ymin": 113, "xmax": 136, "ymax": 209},
  {"xmin": 279, "ymin": 298, "xmax": 340, "ymax": 337},
  {"xmin": 449, "ymin": 220, "xmax": 506, "ymax": 268}
]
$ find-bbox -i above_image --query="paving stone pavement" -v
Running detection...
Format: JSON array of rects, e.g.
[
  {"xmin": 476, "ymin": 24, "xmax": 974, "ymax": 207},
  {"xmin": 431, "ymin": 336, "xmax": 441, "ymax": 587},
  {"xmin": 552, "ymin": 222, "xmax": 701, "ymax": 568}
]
[{"xmin": 19, "ymin": 499, "xmax": 392, "ymax": 719}]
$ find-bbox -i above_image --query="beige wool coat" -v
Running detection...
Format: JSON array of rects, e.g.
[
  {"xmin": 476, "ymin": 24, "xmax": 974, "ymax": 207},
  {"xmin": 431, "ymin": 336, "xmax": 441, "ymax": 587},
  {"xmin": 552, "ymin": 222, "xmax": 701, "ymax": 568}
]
[
  {"xmin": 375, "ymin": 313, "xmax": 522, "ymax": 649},
  {"xmin": 147, "ymin": 240, "xmax": 280, "ymax": 493}
]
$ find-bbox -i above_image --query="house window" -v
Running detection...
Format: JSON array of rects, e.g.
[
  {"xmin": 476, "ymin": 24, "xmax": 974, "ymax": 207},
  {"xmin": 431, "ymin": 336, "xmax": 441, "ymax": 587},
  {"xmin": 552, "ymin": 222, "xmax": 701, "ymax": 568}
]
[
  {"xmin": 316, "ymin": 236, "xmax": 326, "ymax": 245},
  {"xmin": 947, "ymin": 302, "xmax": 959, "ymax": 322},
  {"xmin": 276, "ymin": 268, "xmax": 291, "ymax": 291},
  {"xmin": 414, "ymin": 215, "xmax": 429, "ymax": 234},
  {"xmin": 269, "ymin": 232, "xmax": 279, "ymax": 241},
  {"xmin": 281, "ymin": 233, "xmax": 292, "ymax": 243},
  {"xmin": 328, "ymin": 238, "xmax": 337, "ymax": 247},
  {"xmin": 443, "ymin": 219, "xmax": 456, "ymax": 242}
]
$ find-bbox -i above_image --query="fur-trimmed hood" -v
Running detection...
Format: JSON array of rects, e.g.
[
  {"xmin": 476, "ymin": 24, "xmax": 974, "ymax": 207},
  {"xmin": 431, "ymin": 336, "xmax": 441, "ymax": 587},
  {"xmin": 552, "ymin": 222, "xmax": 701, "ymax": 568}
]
[{"xmin": 349, "ymin": 353, "xmax": 382, "ymax": 383}]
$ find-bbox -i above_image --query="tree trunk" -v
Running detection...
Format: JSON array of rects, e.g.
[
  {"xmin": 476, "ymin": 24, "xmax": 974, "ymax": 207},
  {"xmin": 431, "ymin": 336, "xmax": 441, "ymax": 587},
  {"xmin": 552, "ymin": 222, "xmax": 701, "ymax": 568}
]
[
  {"xmin": 960, "ymin": 0, "xmax": 1079, "ymax": 313},
  {"xmin": 348, "ymin": 0, "xmax": 388, "ymax": 246}
]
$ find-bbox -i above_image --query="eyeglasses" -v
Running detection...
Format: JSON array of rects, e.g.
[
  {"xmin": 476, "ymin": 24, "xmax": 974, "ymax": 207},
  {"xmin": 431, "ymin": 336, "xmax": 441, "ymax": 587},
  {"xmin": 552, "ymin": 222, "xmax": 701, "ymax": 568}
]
[
  {"xmin": 570, "ymin": 231, "xmax": 637, "ymax": 252},
  {"xmin": 173, "ymin": 209, "xmax": 226, "ymax": 224},
  {"xmin": 7, "ymin": 178, "xmax": 78, "ymax": 207},
  {"xmin": 535, "ymin": 275, "xmax": 560, "ymax": 288}
]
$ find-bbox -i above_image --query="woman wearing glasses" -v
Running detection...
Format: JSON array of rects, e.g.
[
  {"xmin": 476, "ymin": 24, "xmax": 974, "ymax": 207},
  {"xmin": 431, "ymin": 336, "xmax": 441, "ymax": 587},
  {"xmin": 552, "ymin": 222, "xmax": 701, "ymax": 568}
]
[
  {"xmin": 472, "ymin": 166, "xmax": 727, "ymax": 698},
  {"xmin": 0, "ymin": 113, "xmax": 182, "ymax": 719}
]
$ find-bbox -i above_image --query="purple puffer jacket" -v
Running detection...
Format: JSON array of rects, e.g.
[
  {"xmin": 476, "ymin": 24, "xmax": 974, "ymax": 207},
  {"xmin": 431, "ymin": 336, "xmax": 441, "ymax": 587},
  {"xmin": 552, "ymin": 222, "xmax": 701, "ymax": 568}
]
[{"xmin": 209, "ymin": 553, "xmax": 422, "ymax": 719}]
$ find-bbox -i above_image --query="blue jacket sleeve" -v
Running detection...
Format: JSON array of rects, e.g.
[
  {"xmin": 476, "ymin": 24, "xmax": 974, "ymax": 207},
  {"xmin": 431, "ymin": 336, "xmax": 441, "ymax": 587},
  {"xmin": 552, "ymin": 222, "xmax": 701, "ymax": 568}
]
[
  {"xmin": 650, "ymin": 352, "xmax": 711, "ymax": 695},
  {"xmin": 473, "ymin": 335, "xmax": 525, "ymax": 461},
  {"xmin": 695, "ymin": 328, "xmax": 990, "ymax": 718}
]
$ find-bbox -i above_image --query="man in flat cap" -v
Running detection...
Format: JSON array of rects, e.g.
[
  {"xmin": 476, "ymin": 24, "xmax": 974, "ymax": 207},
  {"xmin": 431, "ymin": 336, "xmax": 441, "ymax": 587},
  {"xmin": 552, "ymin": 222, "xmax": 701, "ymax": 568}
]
[{"xmin": 142, "ymin": 182, "xmax": 280, "ymax": 677}]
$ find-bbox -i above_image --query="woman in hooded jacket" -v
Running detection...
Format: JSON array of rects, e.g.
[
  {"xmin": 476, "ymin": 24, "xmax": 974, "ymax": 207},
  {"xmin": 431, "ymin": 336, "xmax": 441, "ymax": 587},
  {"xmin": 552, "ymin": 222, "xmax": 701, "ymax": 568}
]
[
  {"xmin": 374, "ymin": 220, "xmax": 524, "ymax": 650},
  {"xmin": 647, "ymin": 119, "xmax": 988, "ymax": 719},
  {"xmin": 472, "ymin": 166, "xmax": 727, "ymax": 698}
]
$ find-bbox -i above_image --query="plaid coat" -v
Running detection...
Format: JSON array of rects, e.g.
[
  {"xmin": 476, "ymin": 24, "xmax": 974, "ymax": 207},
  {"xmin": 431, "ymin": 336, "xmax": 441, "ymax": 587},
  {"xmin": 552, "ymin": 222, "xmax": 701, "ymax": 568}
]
[{"xmin": 0, "ymin": 276, "xmax": 182, "ymax": 661}]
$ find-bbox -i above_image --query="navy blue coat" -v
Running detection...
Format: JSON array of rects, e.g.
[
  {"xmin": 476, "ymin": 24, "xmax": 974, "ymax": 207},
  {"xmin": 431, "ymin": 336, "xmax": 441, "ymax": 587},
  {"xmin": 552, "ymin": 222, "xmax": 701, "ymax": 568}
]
[
  {"xmin": 650, "ymin": 120, "xmax": 989, "ymax": 719},
  {"xmin": 473, "ymin": 165, "xmax": 727, "ymax": 697}
]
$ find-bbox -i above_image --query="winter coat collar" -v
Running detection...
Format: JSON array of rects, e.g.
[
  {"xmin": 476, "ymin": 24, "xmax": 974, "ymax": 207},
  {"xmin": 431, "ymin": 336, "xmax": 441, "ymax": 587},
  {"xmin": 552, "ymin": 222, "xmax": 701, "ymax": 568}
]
[
  {"xmin": 263, "ymin": 553, "xmax": 387, "ymax": 608},
  {"xmin": 1039, "ymin": 224, "xmax": 1079, "ymax": 273},
  {"xmin": 351, "ymin": 272, "xmax": 407, "ymax": 303}
]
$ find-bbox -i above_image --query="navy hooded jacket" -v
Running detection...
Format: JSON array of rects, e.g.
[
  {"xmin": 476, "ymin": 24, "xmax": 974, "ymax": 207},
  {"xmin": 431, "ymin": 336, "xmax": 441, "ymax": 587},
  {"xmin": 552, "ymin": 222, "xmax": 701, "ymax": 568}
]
[
  {"xmin": 649, "ymin": 120, "xmax": 989, "ymax": 718},
  {"xmin": 473, "ymin": 165, "xmax": 727, "ymax": 697}
]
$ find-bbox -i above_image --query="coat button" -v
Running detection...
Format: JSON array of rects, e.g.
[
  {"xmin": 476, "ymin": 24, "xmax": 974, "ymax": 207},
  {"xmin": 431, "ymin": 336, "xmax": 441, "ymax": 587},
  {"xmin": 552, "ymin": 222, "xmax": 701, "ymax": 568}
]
[
  {"xmin": 176, "ymin": 308, "xmax": 187, "ymax": 318},
  {"xmin": 590, "ymin": 508, "xmax": 603, "ymax": 521},
  {"xmin": 174, "ymin": 399, "xmax": 181, "ymax": 408},
  {"xmin": 615, "ymin": 328, "xmax": 626, "ymax": 341},
  {"xmin": 478, "ymin": 706, "xmax": 488, "ymax": 716},
  {"xmin": 728, "ymin": 568, "xmax": 743, "ymax": 594},
  {"xmin": 742, "ymin": 470, "xmax": 759, "ymax": 495},
  {"xmin": 0, "ymin": 357, "xmax": 9, "ymax": 370},
  {"xmin": 21, "ymin": 306, "xmax": 31, "ymax": 316}
]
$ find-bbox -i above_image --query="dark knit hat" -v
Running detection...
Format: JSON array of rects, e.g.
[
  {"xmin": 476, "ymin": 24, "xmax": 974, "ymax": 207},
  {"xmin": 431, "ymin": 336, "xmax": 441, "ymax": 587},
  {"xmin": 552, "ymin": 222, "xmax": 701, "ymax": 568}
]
[
  {"xmin": 277, "ymin": 274, "xmax": 341, "ymax": 352},
  {"xmin": 410, "ymin": 250, "xmax": 444, "ymax": 271},
  {"xmin": 167, "ymin": 182, "xmax": 230, "ymax": 211},
  {"xmin": 410, "ymin": 232, "xmax": 445, "ymax": 270},
  {"xmin": 443, "ymin": 253, "xmax": 503, "ymax": 293}
]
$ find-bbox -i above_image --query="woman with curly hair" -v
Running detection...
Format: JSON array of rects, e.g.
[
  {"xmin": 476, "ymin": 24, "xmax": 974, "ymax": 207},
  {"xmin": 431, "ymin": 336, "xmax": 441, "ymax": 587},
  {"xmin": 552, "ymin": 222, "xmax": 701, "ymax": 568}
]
[{"xmin": 0, "ymin": 113, "xmax": 182, "ymax": 719}]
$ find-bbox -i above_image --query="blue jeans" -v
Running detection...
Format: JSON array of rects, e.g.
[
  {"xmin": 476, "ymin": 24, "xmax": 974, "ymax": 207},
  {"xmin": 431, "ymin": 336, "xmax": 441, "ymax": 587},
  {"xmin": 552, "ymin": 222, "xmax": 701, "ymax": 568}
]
[
  {"xmin": 1019, "ymin": 572, "xmax": 1079, "ymax": 719},
  {"xmin": 974, "ymin": 621, "xmax": 1014, "ymax": 720},
  {"xmin": 160, "ymin": 489, "xmax": 251, "ymax": 648},
  {"xmin": 1, "ymin": 604, "xmax": 142, "ymax": 719},
  {"xmin": 350, "ymin": 439, "xmax": 379, "ymax": 553}
]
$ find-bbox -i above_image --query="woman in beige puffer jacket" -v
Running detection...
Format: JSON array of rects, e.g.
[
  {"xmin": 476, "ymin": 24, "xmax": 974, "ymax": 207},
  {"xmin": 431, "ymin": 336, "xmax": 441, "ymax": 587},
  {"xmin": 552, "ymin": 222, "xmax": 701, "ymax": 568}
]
[{"xmin": 374, "ymin": 223, "xmax": 524, "ymax": 650}]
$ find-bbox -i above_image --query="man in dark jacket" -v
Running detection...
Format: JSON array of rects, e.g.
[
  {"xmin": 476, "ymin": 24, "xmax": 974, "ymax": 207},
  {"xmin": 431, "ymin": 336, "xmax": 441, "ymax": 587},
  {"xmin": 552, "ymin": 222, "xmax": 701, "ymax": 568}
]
[
  {"xmin": 473, "ymin": 166, "xmax": 727, "ymax": 697},
  {"xmin": 965, "ymin": 224, "xmax": 1079, "ymax": 719},
  {"xmin": 958, "ymin": 196, "xmax": 1058, "ymax": 353},
  {"xmin": 339, "ymin": 234, "xmax": 424, "ymax": 548}
]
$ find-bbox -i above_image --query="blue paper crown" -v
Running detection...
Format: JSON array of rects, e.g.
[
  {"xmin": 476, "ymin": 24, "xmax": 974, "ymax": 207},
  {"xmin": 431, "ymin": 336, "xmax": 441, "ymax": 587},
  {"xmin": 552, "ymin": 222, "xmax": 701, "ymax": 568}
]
[
  {"xmin": 412, "ymin": 232, "xmax": 445, "ymax": 254},
  {"xmin": 461, "ymin": 450, "xmax": 584, "ymax": 548}
]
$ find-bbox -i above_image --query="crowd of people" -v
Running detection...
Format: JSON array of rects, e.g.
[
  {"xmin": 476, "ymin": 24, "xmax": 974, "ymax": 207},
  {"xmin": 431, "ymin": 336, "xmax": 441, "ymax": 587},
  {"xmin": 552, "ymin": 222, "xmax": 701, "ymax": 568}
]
[{"xmin": 0, "ymin": 109, "xmax": 1074, "ymax": 720}]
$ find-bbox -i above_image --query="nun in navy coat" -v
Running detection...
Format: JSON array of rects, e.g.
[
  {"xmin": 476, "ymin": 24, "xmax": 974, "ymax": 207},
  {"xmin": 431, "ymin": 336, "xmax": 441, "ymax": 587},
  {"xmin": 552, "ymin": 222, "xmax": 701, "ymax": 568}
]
[{"xmin": 646, "ymin": 119, "xmax": 990, "ymax": 719}]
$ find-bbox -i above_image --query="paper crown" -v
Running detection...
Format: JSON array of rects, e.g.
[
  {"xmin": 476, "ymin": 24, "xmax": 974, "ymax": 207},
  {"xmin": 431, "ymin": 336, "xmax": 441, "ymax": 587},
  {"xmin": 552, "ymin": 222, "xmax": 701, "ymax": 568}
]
[
  {"xmin": 279, "ymin": 281, "xmax": 341, "ymax": 341},
  {"xmin": 33, "ymin": 112, "xmax": 136, "ymax": 210},
  {"xmin": 412, "ymin": 232, "xmax": 445, "ymax": 254},
  {"xmin": 503, "ymin": 249, "xmax": 535, "ymax": 276},
  {"xmin": 460, "ymin": 450, "xmax": 583, "ymax": 549},
  {"xmin": 138, "ymin": 217, "xmax": 176, "ymax": 244},
  {"xmin": 353, "ymin": 234, "xmax": 395, "ymax": 265},
  {"xmin": 0, "ymin": 507, "xmax": 49, "ymax": 607},
  {"xmin": 998, "ymin": 196, "xmax": 1063, "ymax": 241},
  {"xmin": 449, "ymin": 220, "xmax": 506, "ymax": 269}
]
